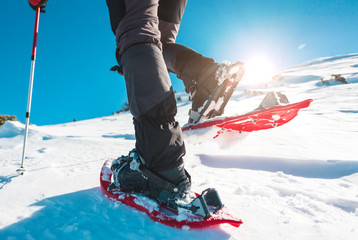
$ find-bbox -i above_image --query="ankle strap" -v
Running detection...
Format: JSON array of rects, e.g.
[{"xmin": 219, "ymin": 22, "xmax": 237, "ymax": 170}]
[{"xmin": 139, "ymin": 164, "xmax": 190, "ymax": 195}]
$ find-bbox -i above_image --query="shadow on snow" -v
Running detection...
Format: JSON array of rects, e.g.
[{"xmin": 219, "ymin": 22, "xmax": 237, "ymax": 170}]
[
  {"xmin": 0, "ymin": 174, "xmax": 19, "ymax": 190},
  {"xmin": 102, "ymin": 134, "xmax": 135, "ymax": 140},
  {"xmin": 0, "ymin": 188, "xmax": 231, "ymax": 240},
  {"xmin": 199, "ymin": 154, "xmax": 358, "ymax": 179}
]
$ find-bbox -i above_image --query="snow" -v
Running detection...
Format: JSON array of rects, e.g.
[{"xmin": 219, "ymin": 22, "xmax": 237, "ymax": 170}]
[{"xmin": 1, "ymin": 54, "xmax": 358, "ymax": 239}]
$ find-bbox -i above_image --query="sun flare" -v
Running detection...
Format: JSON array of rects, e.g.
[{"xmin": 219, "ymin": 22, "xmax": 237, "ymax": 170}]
[{"xmin": 243, "ymin": 55, "xmax": 276, "ymax": 84}]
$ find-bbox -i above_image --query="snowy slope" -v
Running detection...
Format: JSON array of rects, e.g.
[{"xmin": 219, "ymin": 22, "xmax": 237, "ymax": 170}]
[{"xmin": 1, "ymin": 54, "xmax": 358, "ymax": 240}]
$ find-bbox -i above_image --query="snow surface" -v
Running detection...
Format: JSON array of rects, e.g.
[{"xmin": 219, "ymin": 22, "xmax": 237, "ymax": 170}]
[{"xmin": 1, "ymin": 54, "xmax": 358, "ymax": 239}]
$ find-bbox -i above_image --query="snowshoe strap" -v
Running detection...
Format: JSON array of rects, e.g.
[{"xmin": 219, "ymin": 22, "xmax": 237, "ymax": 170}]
[{"xmin": 139, "ymin": 165, "xmax": 181, "ymax": 194}]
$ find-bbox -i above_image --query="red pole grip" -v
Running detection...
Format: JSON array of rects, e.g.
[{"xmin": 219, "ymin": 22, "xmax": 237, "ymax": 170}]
[{"xmin": 31, "ymin": 7, "xmax": 41, "ymax": 60}]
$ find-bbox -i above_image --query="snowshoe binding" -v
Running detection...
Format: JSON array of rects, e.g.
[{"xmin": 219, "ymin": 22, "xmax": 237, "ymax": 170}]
[
  {"xmin": 188, "ymin": 61, "xmax": 245, "ymax": 123},
  {"xmin": 110, "ymin": 149, "xmax": 224, "ymax": 219}
]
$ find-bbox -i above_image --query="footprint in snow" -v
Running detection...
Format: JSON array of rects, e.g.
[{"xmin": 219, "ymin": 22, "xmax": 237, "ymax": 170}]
[{"xmin": 38, "ymin": 148, "xmax": 47, "ymax": 153}]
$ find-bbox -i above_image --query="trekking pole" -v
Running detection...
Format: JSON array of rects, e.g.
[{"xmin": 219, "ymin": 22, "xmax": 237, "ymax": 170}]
[{"xmin": 18, "ymin": 6, "xmax": 41, "ymax": 174}]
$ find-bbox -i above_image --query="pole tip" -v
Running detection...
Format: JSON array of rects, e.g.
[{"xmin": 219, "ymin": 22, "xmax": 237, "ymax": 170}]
[{"xmin": 16, "ymin": 167, "xmax": 26, "ymax": 175}]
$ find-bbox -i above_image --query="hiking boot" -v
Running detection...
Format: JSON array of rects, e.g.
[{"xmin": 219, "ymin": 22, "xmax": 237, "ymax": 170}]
[
  {"xmin": 188, "ymin": 61, "xmax": 245, "ymax": 123},
  {"xmin": 111, "ymin": 149, "xmax": 193, "ymax": 208}
]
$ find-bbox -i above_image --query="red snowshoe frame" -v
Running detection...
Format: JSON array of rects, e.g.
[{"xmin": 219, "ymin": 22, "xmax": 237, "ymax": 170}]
[{"xmin": 182, "ymin": 99, "xmax": 313, "ymax": 138}]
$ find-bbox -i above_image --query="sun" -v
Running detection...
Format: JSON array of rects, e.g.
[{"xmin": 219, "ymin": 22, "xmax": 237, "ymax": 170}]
[{"xmin": 243, "ymin": 55, "xmax": 276, "ymax": 85}]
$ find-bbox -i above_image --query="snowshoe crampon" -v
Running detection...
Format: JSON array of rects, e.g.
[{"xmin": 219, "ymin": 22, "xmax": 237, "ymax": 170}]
[{"xmin": 183, "ymin": 188, "xmax": 224, "ymax": 219}]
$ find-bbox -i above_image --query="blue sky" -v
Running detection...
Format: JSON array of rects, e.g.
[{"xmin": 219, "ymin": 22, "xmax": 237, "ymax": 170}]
[{"xmin": 1, "ymin": 0, "xmax": 358, "ymax": 125}]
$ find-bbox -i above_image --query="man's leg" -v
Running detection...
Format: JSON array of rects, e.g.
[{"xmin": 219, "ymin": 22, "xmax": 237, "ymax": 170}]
[
  {"xmin": 106, "ymin": 0, "xmax": 187, "ymax": 181},
  {"xmin": 158, "ymin": 0, "xmax": 219, "ymax": 94},
  {"xmin": 121, "ymin": 43, "xmax": 185, "ymax": 172},
  {"xmin": 158, "ymin": 0, "xmax": 244, "ymax": 123}
]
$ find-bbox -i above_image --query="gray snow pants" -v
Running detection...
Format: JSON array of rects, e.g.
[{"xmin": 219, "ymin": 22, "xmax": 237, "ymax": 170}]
[{"xmin": 106, "ymin": 0, "xmax": 216, "ymax": 171}]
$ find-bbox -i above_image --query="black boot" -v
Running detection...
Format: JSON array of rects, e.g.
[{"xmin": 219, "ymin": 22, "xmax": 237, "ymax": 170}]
[
  {"xmin": 188, "ymin": 61, "xmax": 245, "ymax": 123},
  {"xmin": 162, "ymin": 43, "xmax": 245, "ymax": 123},
  {"xmin": 111, "ymin": 149, "xmax": 192, "ymax": 207}
]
